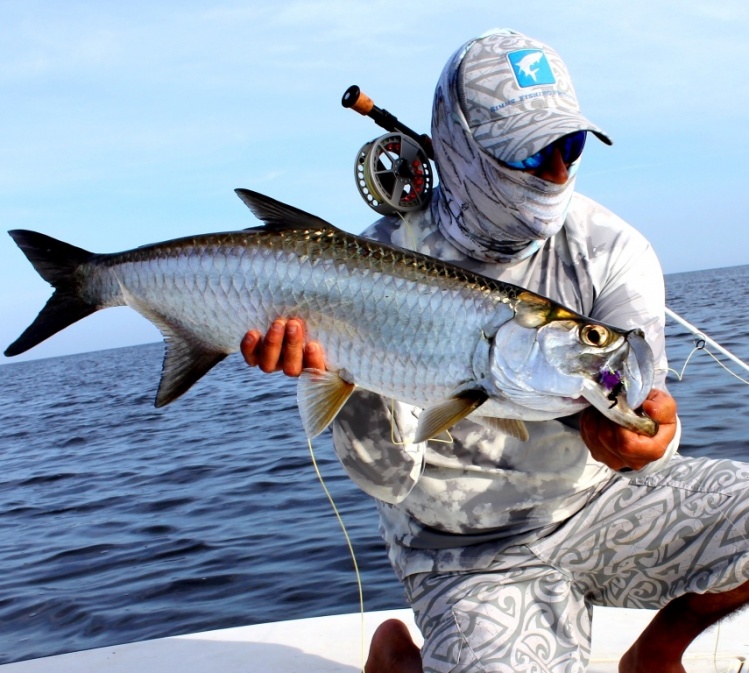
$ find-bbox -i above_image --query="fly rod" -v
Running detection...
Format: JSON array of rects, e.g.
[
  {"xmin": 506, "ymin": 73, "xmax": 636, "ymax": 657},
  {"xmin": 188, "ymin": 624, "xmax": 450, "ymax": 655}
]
[{"xmin": 665, "ymin": 307, "xmax": 749, "ymax": 375}]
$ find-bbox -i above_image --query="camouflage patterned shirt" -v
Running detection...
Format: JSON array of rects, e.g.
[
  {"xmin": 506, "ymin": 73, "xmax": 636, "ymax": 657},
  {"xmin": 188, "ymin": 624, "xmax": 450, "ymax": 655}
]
[{"xmin": 331, "ymin": 188, "xmax": 679, "ymax": 580}]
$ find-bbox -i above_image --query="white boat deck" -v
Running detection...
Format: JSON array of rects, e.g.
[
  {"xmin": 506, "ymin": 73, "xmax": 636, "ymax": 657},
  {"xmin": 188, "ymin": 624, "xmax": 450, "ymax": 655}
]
[{"xmin": 2, "ymin": 606, "xmax": 747, "ymax": 672}]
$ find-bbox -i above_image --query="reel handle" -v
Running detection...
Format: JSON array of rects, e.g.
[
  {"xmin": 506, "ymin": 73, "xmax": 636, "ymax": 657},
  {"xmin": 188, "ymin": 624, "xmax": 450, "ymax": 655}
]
[{"xmin": 342, "ymin": 85, "xmax": 434, "ymax": 160}]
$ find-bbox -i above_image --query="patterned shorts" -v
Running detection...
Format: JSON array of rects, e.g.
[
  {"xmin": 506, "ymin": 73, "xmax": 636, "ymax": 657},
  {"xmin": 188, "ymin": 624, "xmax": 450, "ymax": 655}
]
[{"xmin": 404, "ymin": 456, "xmax": 749, "ymax": 673}]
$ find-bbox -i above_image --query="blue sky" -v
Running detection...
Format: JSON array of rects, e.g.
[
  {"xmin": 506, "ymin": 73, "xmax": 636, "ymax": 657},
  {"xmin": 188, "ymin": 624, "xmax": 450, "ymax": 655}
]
[{"xmin": 2, "ymin": 1, "xmax": 748, "ymax": 362}]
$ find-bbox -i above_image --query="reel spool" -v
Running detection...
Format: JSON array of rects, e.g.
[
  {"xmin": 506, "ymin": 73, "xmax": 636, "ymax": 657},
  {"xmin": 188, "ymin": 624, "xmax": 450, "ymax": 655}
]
[{"xmin": 355, "ymin": 132, "xmax": 433, "ymax": 215}]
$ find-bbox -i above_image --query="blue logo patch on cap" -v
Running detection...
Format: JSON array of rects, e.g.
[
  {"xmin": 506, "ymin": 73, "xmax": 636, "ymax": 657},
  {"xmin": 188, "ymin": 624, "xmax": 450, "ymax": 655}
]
[{"xmin": 508, "ymin": 49, "xmax": 556, "ymax": 88}]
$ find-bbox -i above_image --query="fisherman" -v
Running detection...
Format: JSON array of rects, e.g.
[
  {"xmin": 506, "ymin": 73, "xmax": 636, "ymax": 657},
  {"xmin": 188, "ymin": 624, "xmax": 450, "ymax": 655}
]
[{"xmin": 241, "ymin": 29, "xmax": 749, "ymax": 673}]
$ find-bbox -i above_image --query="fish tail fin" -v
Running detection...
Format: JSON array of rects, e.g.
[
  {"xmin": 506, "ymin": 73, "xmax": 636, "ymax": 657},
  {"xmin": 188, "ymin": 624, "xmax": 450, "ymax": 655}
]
[{"xmin": 5, "ymin": 230, "xmax": 99, "ymax": 356}]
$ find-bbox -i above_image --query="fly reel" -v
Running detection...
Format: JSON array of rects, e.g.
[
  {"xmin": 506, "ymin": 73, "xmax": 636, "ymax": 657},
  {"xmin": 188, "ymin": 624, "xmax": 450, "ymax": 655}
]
[
  {"xmin": 355, "ymin": 132, "xmax": 433, "ymax": 215},
  {"xmin": 343, "ymin": 85, "xmax": 434, "ymax": 215}
]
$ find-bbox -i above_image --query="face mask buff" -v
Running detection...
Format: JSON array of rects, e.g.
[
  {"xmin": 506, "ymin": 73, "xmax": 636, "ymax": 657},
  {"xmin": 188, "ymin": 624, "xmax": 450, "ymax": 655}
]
[{"xmin": 431, "ymin": 68, "xmax": 578, "ymax": 263}]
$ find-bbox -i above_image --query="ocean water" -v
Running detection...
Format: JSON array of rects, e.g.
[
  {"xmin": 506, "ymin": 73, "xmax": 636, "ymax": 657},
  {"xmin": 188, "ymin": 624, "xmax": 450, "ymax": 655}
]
[{"xmin": 0, "ymin": 265, "xmax": 748, "ymax": 664}]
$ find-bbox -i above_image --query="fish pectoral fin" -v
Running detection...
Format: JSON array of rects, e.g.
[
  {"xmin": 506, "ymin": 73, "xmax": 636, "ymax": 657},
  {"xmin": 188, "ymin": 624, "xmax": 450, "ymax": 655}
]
[
  {"xmin": 297, "ymin": 368, "xmax": 356, "ymax": 439},
  {"xmin": 415, "ymin": 390, "xmax": 488, "ymax": 443},
  {"xmin": 474, "ymin": 416, "xmax": 530, "ymax": 442}
]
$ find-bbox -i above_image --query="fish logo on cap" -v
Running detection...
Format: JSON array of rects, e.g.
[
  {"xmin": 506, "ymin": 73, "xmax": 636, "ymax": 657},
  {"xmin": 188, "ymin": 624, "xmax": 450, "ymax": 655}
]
[{"xmin": 508, "ymin": 49, "xmax": 556, "ymax": 88}]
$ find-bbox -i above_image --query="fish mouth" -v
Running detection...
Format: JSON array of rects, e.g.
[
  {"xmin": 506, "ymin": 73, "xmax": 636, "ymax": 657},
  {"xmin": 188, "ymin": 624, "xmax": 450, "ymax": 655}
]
[
  {"xmin": 622, "ymin": 329, "xmax": 654, "ymax": 410},
  {"xmin": 580, "ymin": 330, "xmax": 658, "ymax": 437},
  {"xmin": 581, "ymin": 381, "xmax": 658, "ymax": 437}
]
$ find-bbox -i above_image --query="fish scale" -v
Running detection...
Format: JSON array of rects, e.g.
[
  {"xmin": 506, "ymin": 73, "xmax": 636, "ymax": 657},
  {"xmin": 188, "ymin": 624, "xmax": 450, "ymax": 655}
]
[
  {"xmin": 116, "ymin": 238, "xmax": 486, "ymax": 404},
  {"xmin": 4, "ymin": 188, "xmax": 658, "ymax": 442}
]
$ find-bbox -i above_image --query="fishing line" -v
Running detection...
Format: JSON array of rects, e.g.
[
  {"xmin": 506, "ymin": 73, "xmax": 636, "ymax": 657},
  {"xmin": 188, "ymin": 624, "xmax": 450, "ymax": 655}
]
[
  {"xmin": 697, "ymin": 349, "xmax": 749, "ymax": 387},
  {"xmin": 664, "ymin": 318, "xmax": 749, "ymax": 670},
  {"xmin": 667, "ymin": 343, "xmax": 749, "ymax": 387},
  {"xmin": 666, "ymin": 307, "xmax": 749, "ymax": 385},
  {"xmin": 701, "ymin": 348, "xmax": 749, "ymax": 386},
  {"xmin": 666, "ymin": 343, "xmax": 704, "ymax": 382},
  {"xmin": 307, "ymin": 437, "xmax": 366, "ymax": 673}
]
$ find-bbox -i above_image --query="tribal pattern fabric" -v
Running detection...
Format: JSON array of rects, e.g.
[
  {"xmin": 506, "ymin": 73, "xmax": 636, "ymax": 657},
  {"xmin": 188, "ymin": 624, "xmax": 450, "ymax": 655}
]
[
  {"xmin": 431, "ymin": 42, "xmax": 578, "ymax": 263},
  {"xmin": 454, "ymin": 29, "xmax": 610, "ymax": 165},
  {"xmin": 427, "ymin": 28, "xmax": 611, "ymax": 264},
  {"xmin": 404, "ymin": 456, "xmax": 749, "ymax": 673}
]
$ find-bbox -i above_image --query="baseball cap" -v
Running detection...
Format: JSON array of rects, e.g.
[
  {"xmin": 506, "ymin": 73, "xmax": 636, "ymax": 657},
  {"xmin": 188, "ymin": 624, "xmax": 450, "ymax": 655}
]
[{"xmin": 457, "ymin": 29, "xmax": 612, "ymax": 165}]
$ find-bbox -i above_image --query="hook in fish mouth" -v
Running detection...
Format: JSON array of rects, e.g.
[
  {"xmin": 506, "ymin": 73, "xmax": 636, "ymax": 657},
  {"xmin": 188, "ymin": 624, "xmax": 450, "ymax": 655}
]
[
  {"xmin": 599, "ymin": 369, "xmax": 625, "ymax": 409},
  {"xmin": 582, "ymin": 366, "xmax": 658, "ymax": 437}
]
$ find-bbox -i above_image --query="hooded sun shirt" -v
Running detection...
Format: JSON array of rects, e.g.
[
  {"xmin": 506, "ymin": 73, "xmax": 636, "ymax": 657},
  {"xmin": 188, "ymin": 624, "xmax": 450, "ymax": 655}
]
[
  {"xmin": 431, "ymin": 33, "xmax": 581, "ymax": 263},
  {"xmin": 329, "ymin": 29, "xmax": 677, "ymax": 581}
]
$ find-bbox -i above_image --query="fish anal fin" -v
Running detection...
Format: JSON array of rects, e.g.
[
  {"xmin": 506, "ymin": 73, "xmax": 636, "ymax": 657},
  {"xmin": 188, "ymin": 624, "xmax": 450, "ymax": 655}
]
[
  {"xmin": 415, "ymin": 389, "xmax": 488, "ymax": 444},
  {"xmin": 297, "ymin": 368, "xmax": 356, "ymax": 439},
  {"xmin": 156, "ymin": 341, "xmax": 228, "ymax": 407},
  {"xmin": 475, "ymin": 416, "xmax": 530, "ymax": 442},
  {"xmin": 130, "ymin": 298, "xmax": 228, "ymax": 407}
]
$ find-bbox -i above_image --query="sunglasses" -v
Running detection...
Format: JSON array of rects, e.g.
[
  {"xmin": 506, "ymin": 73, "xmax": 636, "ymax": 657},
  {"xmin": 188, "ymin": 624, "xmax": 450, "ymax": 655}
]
[{"xmin": 503, "ymin": 131, "xmax": 587, "ymax": 170}]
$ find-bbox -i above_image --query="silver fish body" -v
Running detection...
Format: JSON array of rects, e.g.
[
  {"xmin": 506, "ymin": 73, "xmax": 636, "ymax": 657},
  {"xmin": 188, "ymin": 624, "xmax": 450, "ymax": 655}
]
[{"xmin": 5, "ymin": 189, "xmax": 657, "ymax": 441}]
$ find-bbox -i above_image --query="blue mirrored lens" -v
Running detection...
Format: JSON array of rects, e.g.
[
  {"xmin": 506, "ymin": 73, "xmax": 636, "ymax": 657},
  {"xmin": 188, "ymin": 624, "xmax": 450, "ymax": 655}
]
[
  {"xmin": 558, "ymin": 131, "xmax": 586, "ymax": 163},
  {"xmin": 503, "ymin": 131, "xmax": 587, "ymax": 170}
]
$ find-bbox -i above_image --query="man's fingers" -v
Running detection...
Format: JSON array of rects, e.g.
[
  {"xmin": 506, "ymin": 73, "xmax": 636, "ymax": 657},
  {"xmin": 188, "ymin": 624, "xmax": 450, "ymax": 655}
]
[
  {"xmin": 580, "ymin": 410, "xmax": 627, "ymax": 471},
  {"xmin": 281, "ymin": 319, "xmax": 306, "ymax": 377},
  {"xmin": 304, "ymin": 341, "xmax": 326, "ymax": 371},
  {"xmin": 579, "ymin": 389, "xmax": 678, "ymax": 472},
  {"xmin": 640, "ymin": 389, "xmax": 678, "ymax": 425},
  {"xmin": 257, "ymin": 320, "xmax": 286, "ymax": 373},
  {"xmin": 240, "ymin": 330, "xmax": 262, "ymax": 367},
  {"xmin": 241, "ymin": 319, "xmax": 326, "ymax": 377}
]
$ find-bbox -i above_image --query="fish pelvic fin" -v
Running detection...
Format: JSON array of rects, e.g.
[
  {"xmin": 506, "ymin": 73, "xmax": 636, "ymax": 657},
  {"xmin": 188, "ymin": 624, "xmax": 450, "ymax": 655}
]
[
  {"xmin": 415, "ymin": 389, "xmax": 489, "ymax": 444},
  {"xmin": 297, "ymin": 368, "xmax": 356, "ymax": 439},
  {"xmin": 475, "ymin": 416, "xmax": 530, "ymax": 442},
  {"xmin": 5, "ymin": 230, "xmax": 98, "ymax": 356},
  {"xmin": 235, "ymin": 188, "xmax": 337, "ymax": 232}
]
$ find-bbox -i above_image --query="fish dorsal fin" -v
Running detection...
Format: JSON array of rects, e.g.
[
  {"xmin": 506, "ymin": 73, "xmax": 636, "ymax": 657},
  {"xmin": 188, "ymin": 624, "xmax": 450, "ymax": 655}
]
[
  {"xmin": 235, "ymin": 188, "xmax": 337, "ymax": 232},
  {"xmin": 297, "ymin": 368, "xmax": 356, "ymax": 439},
  {"xmin": 415, "ymin": 389, "xmax": 489, "ymax": 444},
  {"xmin": 475, "ymin": 416, "xmax": 530, "ymax": 442},
  {"xmin": 125, "ymin": 294, "xmax": 228, "ymax": 407}
]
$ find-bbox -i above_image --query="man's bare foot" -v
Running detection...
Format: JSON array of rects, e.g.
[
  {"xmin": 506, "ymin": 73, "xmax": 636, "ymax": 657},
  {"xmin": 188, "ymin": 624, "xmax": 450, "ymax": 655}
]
[{"xmin": 365, "ymin": 619, "xmax": 422, "ymax": 673}]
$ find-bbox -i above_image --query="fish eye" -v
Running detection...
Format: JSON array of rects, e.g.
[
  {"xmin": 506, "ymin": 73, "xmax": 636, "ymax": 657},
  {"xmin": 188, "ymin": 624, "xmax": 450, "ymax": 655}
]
[{"xmin": 580, "ymin": 324, "xmax": 612, "ymax": 347}]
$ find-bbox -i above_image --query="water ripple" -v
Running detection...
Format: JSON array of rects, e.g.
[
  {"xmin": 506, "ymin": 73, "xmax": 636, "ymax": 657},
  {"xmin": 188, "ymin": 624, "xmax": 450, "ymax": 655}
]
[{"xmin": 0, "ymin": 267, "xmax": 747, "ymax": 664}]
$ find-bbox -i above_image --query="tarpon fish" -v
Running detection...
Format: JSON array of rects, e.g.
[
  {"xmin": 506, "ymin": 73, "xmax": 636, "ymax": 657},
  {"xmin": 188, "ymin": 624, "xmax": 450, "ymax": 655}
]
[
  {"xmin": 515, "ymin": 51, "xmax": 544, "ymax": 81},
  {"xmin": 5, "ymin": 189, "xmax": 658, "ymax": 442}
]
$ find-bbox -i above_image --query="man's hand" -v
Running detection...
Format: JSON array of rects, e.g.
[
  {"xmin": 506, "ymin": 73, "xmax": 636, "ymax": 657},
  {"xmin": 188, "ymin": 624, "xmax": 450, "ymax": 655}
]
[
  {"xmin": 240, "ymin": 318, "xmax": 326, "ymax": 377},
  {"xmin": 579, "ymin": 389, "xmax": 678, "ymax": 472}
]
